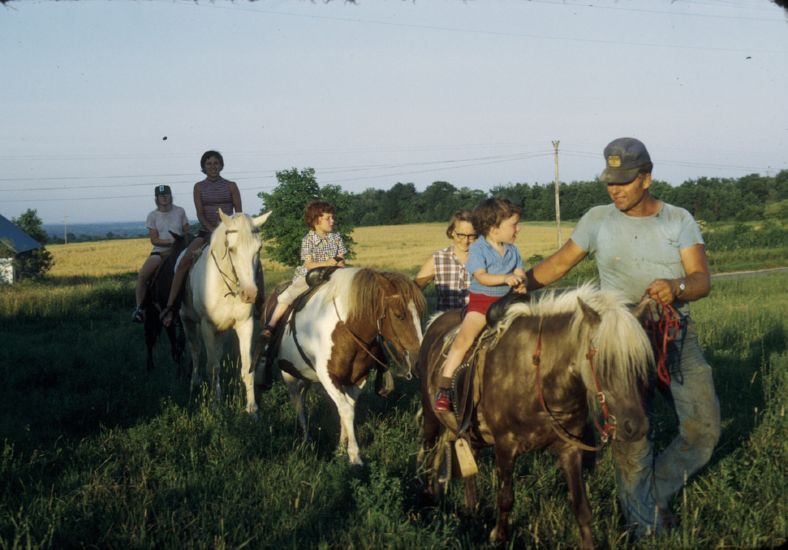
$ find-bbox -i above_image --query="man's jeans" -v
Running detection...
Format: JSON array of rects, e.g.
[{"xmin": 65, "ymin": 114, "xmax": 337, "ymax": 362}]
[{"xmin": 612, "ymin": 319, "xmax": 721, "ymax": 535}]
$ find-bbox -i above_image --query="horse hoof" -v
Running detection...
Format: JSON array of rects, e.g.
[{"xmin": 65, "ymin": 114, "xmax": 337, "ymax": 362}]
[{"xmin": 489, "ymin": 527, "xmax": 506, "ymax": 544}]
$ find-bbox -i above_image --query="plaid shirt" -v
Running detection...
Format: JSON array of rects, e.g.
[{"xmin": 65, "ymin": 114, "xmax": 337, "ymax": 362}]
[
  {"xmin": 433, "ymin": 246, "xmax": 470, "ymax": 311},
  {"xmin": 294, "ymin": 230, "xmax": 348, "ymax": 278}
]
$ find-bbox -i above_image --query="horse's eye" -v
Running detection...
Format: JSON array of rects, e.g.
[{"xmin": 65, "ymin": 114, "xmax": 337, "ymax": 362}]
[{"xmin": 394, "ymin": 311, "xmax": 406, "ymax": 321}]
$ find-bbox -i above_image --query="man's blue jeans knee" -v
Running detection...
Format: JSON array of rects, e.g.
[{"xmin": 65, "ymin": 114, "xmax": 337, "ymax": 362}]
[{"xmin": 613, "ymin": 319, "xmax": 721, "ymax": 534}]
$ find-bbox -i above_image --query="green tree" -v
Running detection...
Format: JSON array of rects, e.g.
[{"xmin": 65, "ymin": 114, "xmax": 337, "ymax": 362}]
[
  {"xmin": 11, "ymin": 208, "xmax": 54, "ymax": 279},
  {"xmin": 257, "ymin": 168, "xmax": 355, "ymax": 267}
]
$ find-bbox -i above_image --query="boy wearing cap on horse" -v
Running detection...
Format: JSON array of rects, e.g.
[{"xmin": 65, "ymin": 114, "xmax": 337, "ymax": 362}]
[
  {"xmin": 132, "ymin": 185, "xmax": 190, "ymax": 323},
  {"xmin": 525, "ymin": 137, "xmax": 720, "ymax": 537},
  {"xmin": 260, "ymin": 200, "xmax": 348, "ymax": 344},
  {"xmin": 433, "ymin": 197, "xmax": 527, "ymax": 412}
]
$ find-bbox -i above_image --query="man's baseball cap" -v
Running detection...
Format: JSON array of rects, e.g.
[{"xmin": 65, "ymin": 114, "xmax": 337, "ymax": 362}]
[
  {"xmin": 600, "ymin": 137, "xmax": 652, "ymax": 184},
  {"xmin": 155, "ymin": 185, "xmax": 172, "ymax": 196}
]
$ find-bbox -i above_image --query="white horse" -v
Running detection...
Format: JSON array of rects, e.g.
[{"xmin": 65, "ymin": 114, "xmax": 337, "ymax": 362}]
[
  {"xmin": 260, "ymin": 267, "xmax": 426, "ymax": 464},
  {"xmin": 181, "ymin": 210, "xmax": 271, "ymax": 414}
]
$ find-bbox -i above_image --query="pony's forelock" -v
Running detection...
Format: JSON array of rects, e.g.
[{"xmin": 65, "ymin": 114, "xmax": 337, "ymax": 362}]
[{"xmin": 211, "ymin": 213, "xmax": 260, "ymax": 256}]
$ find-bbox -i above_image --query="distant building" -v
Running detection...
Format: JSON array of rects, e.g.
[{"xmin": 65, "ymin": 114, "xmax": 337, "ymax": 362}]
[{"xmin": 0, "ymin": 214, "xmax": 43, "ymax": 284}]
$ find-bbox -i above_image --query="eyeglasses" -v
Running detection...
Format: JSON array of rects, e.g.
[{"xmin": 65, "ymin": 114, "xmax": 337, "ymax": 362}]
[{"xmin": 454, "ymin": 232, "xmax": 477, "ymax": 241}]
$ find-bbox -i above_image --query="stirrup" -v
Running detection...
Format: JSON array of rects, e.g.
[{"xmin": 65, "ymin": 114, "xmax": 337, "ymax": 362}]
[
  {"xmin": 260, "ymin": 324, "xmax": 275, "ymax": 341},
  {"xmin": 160, "ymin": 305, "xmax": 177, "ymax": 327},
  {"xmin": 132, "ymin": 307, "xmax": 145, "ymax": 323}
]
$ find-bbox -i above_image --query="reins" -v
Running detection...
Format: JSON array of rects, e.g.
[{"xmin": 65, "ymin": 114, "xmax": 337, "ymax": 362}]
[
  {"xmin": 531, "ymin": 319, "xmax": 615, "ymax": 452},
  {"xmin": 640, "ymin": 296, "xmax": 682, "ymax": 387},
  {"xmin": 210, "ymin": 229, "xmax": 242, "ymax": 298},
  {"xmin": 332, "ymin": 298, "xmax": 411, "ymax": 378}
]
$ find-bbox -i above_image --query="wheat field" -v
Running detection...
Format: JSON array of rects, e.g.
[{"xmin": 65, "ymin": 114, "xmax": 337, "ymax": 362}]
[{"xmin": 47, "ymin": 221, "xmax": 575, "ymax": 279}]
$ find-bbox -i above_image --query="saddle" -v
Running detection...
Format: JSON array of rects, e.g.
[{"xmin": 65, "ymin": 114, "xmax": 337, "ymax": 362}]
[
  {"xmin": 444, "ymin": 292, "xmax": 533, "ymax": 436},
  {"xmin": 255, "ymin": 267, "xmax": 341, "ymax": 378}
]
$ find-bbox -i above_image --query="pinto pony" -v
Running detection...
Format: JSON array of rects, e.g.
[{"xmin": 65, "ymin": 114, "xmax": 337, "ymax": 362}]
[
  {"xmin": 419, "ymin": 284, "xmax": 653, "ymax": 548},
  {"xmin": 180, "ymin": 210, "xmax": 271, "ymax": 414},
  {"xmin": 259, "ymin": 267, "xmax": 425, "ymax": 465}
]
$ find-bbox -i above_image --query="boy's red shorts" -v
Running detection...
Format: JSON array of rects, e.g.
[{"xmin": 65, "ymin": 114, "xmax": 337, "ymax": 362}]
[{"xmin": 466, "ymin": 292, "xmax": 501, "ymax": 315}]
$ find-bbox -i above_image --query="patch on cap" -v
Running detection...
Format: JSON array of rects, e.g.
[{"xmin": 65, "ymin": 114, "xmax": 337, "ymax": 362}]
[{"xmin": 607, "ymin": 155, "xmax": 621, "ymax": 168}]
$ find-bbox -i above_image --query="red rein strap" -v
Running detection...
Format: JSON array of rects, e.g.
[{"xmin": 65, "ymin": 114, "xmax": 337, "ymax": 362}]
[
  {"xmin": 641, "ymin": 297, "xmax": 681, "ymax": 387},
  {"xmin": 585, "ymin": 348, "xmax": 616, "ymax": 443},
  {"xmin": 532, "ymin": 327, "xmax": 615, "ymax": 447}
]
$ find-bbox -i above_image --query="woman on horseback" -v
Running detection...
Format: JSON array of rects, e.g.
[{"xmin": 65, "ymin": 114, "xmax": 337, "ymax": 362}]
[
  {"xmin": 132, "ymin": 185, "xmax": 190, "ymax": 323},
  {"xmin": 160, "ymin": 150, "xmax": 242, "ymax": 327}
]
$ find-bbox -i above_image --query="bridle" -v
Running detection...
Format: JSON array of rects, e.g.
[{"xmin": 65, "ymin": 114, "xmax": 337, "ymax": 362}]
[
  {"xmin": 332, "ymin": 293, "xmax": 414, "ymax": 379},
  {"xmin": 210, "ymin": 228, "xmax": 259, "ymax": 298},
  {"xmin": 531, "ymin": 319, "xmax": 616, "ymax": 452}
]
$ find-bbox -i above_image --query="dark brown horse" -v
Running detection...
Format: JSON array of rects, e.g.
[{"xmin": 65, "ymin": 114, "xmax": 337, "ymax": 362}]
[
  {"xmin": 143, "ymin": 232, "xmax": 191, "ymax": 375},
  {"xmin": 419, "ymin": 284, "xmax": 653, "ymax": 548},
  {"xmin": 257, "ymin": 267, "xmax": 426, "ymax": 465}
]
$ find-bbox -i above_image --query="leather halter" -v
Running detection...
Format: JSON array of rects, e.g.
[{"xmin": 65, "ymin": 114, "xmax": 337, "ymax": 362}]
[
  {"xmin": 531, "ymin": 319, "xmax": 616, "ymax": 452},
  {"xmin": 210, "ymin": 229, "xmax": 247, "ymax": 298},
  {"xmin": 332, "ymin": 295, "xmax": 413, "ymax": 379}
]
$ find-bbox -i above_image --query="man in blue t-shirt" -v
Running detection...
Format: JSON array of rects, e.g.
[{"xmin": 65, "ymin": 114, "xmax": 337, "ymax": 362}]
[{"xmin": 525, "ymin": 137, "xmax": 720, "ymax": 537}]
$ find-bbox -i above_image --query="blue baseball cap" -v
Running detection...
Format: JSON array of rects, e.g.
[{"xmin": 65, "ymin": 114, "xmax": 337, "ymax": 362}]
[{"xmin": 600, "ymin": 137, "xmax": 652, "ymax": 184}]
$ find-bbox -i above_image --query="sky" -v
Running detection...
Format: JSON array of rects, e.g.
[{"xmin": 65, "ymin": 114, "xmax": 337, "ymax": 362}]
[{"xmin": 1, "ymin": 0, "xmax": 787, "ymax": 225}]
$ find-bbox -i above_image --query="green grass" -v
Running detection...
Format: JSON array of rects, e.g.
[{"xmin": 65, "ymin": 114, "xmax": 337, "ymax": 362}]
[{"xmin": 0, "ymin": 241, "xmax": 785, "ymax": 547}]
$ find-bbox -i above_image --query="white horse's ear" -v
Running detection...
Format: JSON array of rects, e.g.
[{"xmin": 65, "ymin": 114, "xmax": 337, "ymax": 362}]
[
  {"xmin": 577, "ymin": 297, "xmax": 601, "ymax": 326},
  {"xmin": 253, "ymin": 211, "xmax": 272, "ymax": 227},
  {"xmin": 219, "ymin": 209, "xmax": 230, "ymax": 224}
]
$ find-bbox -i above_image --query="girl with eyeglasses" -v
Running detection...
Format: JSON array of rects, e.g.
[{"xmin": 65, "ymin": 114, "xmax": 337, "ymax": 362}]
[{"xmin": 414, "ymin": 210, "xmax": 477, "ymax": 312}]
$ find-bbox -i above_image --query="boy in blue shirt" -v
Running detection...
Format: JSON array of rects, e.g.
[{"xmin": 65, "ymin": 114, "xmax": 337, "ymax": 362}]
[{"xmin": 434, "ymin": 197, "xmax": 527, "ymax": 412}]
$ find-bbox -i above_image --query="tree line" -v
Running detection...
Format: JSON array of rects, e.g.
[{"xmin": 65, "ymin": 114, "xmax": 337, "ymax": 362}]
[
  {"xmin": 258, "ymin": 168, "xmax": 787, "ymax": 267},
  {"xmin": 326, "ymin": 170, "xmax": 788, "ymax": 226}
]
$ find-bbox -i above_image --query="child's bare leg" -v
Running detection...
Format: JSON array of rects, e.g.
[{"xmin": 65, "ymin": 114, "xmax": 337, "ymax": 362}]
[
  {"xmin": 162, "ymin": 237, "xmax": 203, "ymax": 326},
  {"xmin": 135, "ymin": 255, "xmax": 162, "ymax": 308},
  {"xmin": 266, "ymin": 302, "xmax": 289, "ymax": 332},
  {"xmin": 440, "ymin": 311, "xmax": 487, "ymax": 380},
  {"xmin": 434, "ymin": 312, "xmax": 486, "ymax": 411}
]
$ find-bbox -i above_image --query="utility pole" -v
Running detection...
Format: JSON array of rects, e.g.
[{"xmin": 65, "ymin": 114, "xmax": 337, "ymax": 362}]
[
  {"xmin": 64, "ymin": 216, "xmax": 68, "ymax": 245},
  {"xmin": 552, "ymin": 140, "xmax": 562, "ymax": 248}
]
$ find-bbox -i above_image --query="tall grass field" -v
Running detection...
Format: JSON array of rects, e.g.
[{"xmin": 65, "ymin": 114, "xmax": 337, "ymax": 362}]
[{"xmin": 0, "ymin": 221, "xmax": 785, "ymax": 548}]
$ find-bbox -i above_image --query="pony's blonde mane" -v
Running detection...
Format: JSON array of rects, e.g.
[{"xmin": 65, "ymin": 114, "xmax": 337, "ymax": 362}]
[{"xmin": 487, "ymin": 283, "xmax": 652, "ymax": 392}]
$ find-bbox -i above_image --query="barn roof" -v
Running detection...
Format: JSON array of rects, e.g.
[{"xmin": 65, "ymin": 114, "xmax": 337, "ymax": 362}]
[{"xmin": 0, "ymin": 214, "xmax": 42, "ymax": 254}]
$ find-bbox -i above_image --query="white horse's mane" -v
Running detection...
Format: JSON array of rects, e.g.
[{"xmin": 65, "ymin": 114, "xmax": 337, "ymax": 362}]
[{"xmin": 487, "ymin": 283, "xmax": 652, "ymax": 392}]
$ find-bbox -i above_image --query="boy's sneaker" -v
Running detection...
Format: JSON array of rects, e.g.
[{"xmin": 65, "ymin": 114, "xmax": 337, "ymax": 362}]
[
  {"xmin": 433, "ymin": 388, "xmax": 453, "ymax": 412},
  {"xmin": 131, "ymin": 307, "xmax": 145, "ymax": 323}
]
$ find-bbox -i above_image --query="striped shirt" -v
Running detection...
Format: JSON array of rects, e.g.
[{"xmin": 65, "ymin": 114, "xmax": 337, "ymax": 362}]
[
  {"xmin": 198, "ymin": 177, "xmax": 235, "ymax": 229},
  {"xmin": 294, "ymin": 230, "xmax": 348, "ymax": 278},
  {"xmin": 433, "ymin": 246, "xmax": 470, "ymax": 311}
]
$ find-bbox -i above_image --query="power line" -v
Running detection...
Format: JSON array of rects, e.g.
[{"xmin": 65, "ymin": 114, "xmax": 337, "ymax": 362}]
[
  {"xmin": 0, "ymin": 152, "xmax": 544, "ymax": 191},
  {"xmin": 199, "ymin": 3, "xmax": 788, "ymax": 55}
]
